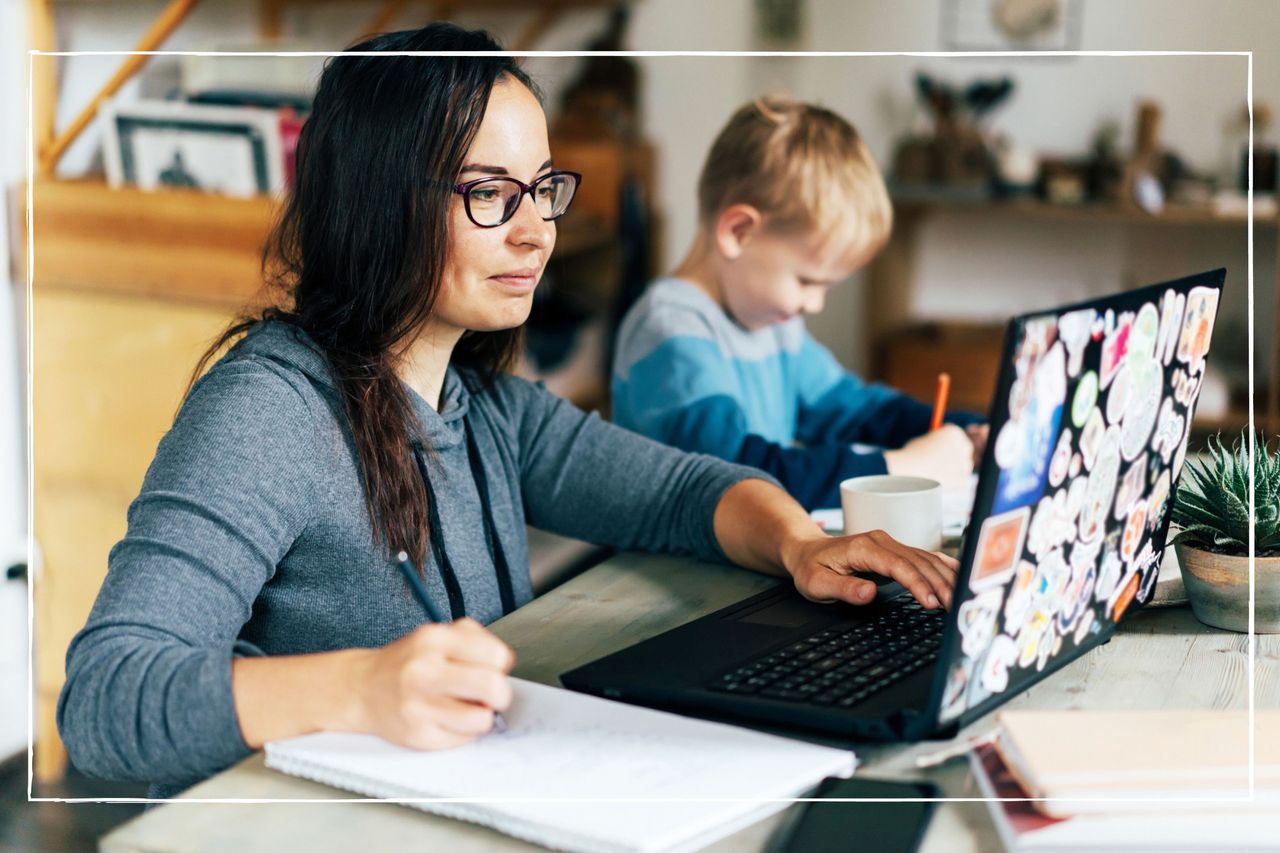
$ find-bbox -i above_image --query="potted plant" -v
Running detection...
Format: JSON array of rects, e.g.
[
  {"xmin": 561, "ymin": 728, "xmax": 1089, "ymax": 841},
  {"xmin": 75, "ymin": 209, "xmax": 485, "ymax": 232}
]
[{"xmin": 1172, "ymin": 430, "xmax": 1280, "ymax": 632}]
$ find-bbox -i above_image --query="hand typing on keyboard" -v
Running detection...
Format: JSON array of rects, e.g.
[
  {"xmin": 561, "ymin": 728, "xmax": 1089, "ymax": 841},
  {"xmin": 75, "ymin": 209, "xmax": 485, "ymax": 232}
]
[{"xmin": 780, "ymin": 529, "xmax": 958, "ymax": 610}]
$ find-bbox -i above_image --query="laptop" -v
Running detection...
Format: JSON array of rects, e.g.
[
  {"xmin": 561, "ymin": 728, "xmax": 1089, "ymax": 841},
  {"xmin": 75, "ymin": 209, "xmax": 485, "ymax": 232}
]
[{"xmin": 562, "ymin": 268, "xmax": 1226, "ymax": 742}]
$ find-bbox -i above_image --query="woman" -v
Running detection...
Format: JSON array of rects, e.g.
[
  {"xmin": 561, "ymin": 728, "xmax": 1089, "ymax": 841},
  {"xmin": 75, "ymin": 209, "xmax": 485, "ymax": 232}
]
[{"xmin": 57, "ymin": 23, "xmax": 958, "ymax": 798}]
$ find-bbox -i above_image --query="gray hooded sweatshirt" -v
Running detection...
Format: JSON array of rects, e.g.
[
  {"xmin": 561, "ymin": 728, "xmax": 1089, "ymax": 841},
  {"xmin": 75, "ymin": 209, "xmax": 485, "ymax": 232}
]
[{"xmin": 56, "ymin": 320, "xmax": 768, "ymax": 797}]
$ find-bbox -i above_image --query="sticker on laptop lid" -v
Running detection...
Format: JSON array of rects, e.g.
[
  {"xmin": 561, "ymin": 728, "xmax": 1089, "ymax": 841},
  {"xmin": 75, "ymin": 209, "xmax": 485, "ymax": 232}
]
[
  {"xmin": 1048, "ymin": 429, "xmax": 1072, "ymax": 488},
  {"xmin": 1100, "ymin": 314, "xmax": 1132, "ymax": 389},
  {"xmin": 1016, "ymin": 609, "xmax": 1051, "ymax": 668},
  {"xmin": 1121, "ymin": 498, "xmax": 1148, "ymax": 563},
  {"xmin": 1129, "ymin": 302, "xmax": 1160, "ymax": 362},
  {"xmin": 1120, "ymin": 357, "xmax": 1162, "ymax": 461},
  {"xmin": 1079, "ymin": 426, "xmax": 1121, "ymax": 543},
  {"xmin": 994, "ymin": 341, "xmax": 1066, "ymax": 512},
  {"xmin": 1079, "ymin": 407, "xmax": 1105, "ymax": 470},
  {"xmin": 939, "ymin": 659, "xmax": 972, "ymax": 722},
  {"xmin": 1058, "ymin": 308, "xmax": 1094, "ymax": 378},
  {"xmin": 1105, "ymin": 362, "xmax": 1131, "ymax": 426},
  {"xmin": 1094, "ymin": 540, "xmax": 1123, "ymax": 603},
  {"xmin": 1157, "ymin": 289, "xmax": 1186, "ymax": 367},
  {"xmin": 957, "ymin": 589, "xmax": 1002, "ymax": 658},
  {"xmin": 1153, "ymin": 398, "xmax": 1185, "ymax": 463},
  {"xmin": 1056, "ymin": 561, "xmax": 1096, "ymax": 635},
  {"xmin": 1147, "ymin": 470, "xmax": 1171, "ymax": 531},
  {"xmin": 970, "ymin": 506, "xmax": 1031, "ymax": 590},
  {"xmin": 1113, "ymin": 453, "xmax": 1147, "ymax": 521},
  {"xmin": 978, "ymin": 634, "xmax": 1017, "ymax": 693},
  {"xmin": 1072, "ymin": 370, "xmax": 1098, "ymax": 427},
  {"xmin": 1173, "ymin": 368, "xmax": 1200, "ymax": 407},
  {"xmin": 1110, "ymin": 568, "xmax": 1141, "ymax": 621},
  {"xmin": 1003, "ymin": 560, "xmax": 1037, "ymax": 629},
  {"xmin": 1177, "ymin": 286, "xmax": 1220, "ymax": 369}
]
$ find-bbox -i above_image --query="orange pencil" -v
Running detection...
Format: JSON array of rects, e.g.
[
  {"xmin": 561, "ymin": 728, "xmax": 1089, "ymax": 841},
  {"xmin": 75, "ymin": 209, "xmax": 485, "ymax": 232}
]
[{"xmin": 930, "ymin": 373, "xmax": 951, "ymax": 431}]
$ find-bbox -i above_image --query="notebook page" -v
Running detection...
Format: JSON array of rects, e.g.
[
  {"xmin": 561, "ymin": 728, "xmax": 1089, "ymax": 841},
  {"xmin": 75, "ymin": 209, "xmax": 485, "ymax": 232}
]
[{"xmin": 266, "ymin": 678, "xmax": 856, "ymax": 853}]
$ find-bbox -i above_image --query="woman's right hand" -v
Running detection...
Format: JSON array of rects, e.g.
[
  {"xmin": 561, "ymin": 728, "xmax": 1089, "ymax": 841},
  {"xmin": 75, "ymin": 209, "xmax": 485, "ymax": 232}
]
[
  {"xmin": 351, "ymin": 618, "xmax": 515, "ymax": 750},
  {"xmin": 883, "ymin": 424, "xmax": 975, "ymax": 489}
]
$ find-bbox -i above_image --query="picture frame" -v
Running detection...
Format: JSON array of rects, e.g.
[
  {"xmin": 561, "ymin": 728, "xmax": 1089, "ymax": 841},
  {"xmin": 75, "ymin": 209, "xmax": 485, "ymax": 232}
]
[
  {"xmin": 941, "ymin": 0, "xmax": 1083, "ymax": 52},
  {"xmin": 101, "ymin": 99, "xmax": 285, "ymax": 197}
]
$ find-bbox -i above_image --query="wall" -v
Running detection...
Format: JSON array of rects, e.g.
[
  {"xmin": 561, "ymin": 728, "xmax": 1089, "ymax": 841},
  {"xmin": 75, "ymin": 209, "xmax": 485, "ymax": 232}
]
[{"xmin": 630, "ymin": 0, "xmax": 1277, "ymax": 375}]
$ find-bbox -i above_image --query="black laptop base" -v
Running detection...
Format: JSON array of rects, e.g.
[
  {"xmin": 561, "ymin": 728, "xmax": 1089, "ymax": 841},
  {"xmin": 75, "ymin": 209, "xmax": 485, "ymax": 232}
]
[{"xmin": 560, "ymin": 584, "xmax": 945, "ymax": 743}]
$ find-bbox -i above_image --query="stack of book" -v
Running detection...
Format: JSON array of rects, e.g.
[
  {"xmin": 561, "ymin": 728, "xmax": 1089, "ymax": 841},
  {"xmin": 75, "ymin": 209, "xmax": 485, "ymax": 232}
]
[{"xmin": 971, "ymin": 709, "xmax": 1280, "ymax": 851}]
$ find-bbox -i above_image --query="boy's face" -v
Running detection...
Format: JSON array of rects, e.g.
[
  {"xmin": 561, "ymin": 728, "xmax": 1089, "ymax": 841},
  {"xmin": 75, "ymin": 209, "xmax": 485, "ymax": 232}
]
[{"xmin": 721, "ymin": 226, "xmax": 866, "ymax": 331}]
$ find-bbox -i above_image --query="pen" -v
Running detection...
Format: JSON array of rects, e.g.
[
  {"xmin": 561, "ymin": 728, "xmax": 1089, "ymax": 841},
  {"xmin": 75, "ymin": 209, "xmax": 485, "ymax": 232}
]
[
  {"xmin": 930, "ymin": 372, "xmax": 951, "ymax": 432},
  {"xmin": 395, "ymin": 550, "xmax": 508, "ymax": 733}
]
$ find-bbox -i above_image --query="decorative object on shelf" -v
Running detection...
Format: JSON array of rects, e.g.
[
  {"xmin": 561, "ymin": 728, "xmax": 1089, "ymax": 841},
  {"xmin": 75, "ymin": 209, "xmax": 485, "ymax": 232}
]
[
  {"xmin": 1172, "ymin": 430, "xmax": 1280, "ymax": 633},
  {"xmin": 1120, "ymin": 100, "xmax": 1202, "ymax": 216},
  {"xmin": 181, "ymin": 41, "xmax": 321, "ymax": 107},
  {"xmin": 1038, "ymin": 156, "xmax": 1088, "ymax": 205},
  {"xmin": 890, "ymin": 72, "xmax": 1014, "ymax": 201},
  {"xmin": 1085, "ymin": 120, "xmax": 1125, "ymax": 203},
  {"xmin": 991, "ymin": 135, "xmax": 1039, "ymax": 197},
  {"xmin": 102, "ymin": 98, "xmax": 286, "ymax": 197},
  {"xmin": 754, "ymin": 0, "xmax": 805, "ymax": 48},
  {"xmin": 1125, "ymin": 101, "xmax": 1165, "ymax": 214},
  {"xmin": 941, "ymin": 0, "xmax": 1082, "ymax": 51}
]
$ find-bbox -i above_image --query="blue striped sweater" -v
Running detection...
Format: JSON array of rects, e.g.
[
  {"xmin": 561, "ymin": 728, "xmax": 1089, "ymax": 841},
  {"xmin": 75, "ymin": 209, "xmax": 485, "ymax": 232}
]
[{"xmin": 612, "ymin": 277, "xmax": 980, "ymax": 510}]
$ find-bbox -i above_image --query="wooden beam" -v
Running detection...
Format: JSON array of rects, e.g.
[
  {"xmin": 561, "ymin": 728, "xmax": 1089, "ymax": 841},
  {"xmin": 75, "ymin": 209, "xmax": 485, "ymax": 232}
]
[
  {"xmin": 38, "ymin": 0, "xmax": 201, "ymax": 175},
  {"xmin": 259, "ymin": 0, "xmax": 285, "ymax": 39},
  {"xmin": 360, "ymin": 0, "xmax": 409, "ymax": 38},
  {"xmin": 28, "ymin": 0, "xmax": 58, "ymax": 174}
]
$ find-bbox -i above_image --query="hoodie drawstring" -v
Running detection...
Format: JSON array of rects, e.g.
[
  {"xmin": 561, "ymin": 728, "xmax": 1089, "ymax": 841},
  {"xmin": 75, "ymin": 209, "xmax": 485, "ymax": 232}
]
[{"xmin": 411, "ymin": 418, "xmax": 517, "ymax": 620}]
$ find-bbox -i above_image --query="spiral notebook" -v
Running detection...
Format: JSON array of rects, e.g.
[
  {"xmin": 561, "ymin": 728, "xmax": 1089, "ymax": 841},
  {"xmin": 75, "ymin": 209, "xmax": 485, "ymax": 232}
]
[{"xmin": 264, "ymin": 678, "xmax": 856, "ymax": 853}]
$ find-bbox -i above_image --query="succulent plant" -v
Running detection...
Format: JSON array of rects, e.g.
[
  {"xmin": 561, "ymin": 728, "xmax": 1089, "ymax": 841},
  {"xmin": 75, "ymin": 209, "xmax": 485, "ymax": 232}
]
[{"xmin": 1172, "ymin": 431, "xmax": 1280, "ymax": 556}]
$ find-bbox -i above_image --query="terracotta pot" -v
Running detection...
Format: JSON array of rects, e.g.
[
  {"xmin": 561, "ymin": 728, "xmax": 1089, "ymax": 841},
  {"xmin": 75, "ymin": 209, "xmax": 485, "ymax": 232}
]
[{"xmin": 1174, "ymin": 543, "xmax": 1280, "ymax": 633}]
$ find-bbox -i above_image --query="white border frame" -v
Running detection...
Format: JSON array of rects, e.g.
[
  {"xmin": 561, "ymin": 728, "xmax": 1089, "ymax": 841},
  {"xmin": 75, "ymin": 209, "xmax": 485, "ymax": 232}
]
[{"xmin": 25, "ymin": 49, "xmax": 1258, "ymax": 814}]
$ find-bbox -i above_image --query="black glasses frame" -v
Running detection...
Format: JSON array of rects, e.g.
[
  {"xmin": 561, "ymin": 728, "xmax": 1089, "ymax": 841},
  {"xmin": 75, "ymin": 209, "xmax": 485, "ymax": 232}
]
[{"xmin": 452, "ymin": 170, "xmax": 583, "ymax": 228}]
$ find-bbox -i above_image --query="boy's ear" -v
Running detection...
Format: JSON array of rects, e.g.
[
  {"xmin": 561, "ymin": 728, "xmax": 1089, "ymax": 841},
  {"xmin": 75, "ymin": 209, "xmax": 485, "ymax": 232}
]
[{"xmin": 714, "ymin": 204, "xmax": 763, "ymax": 260}]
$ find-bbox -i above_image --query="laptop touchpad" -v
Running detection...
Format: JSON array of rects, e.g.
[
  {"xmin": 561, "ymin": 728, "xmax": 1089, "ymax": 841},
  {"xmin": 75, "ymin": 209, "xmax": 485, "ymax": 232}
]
[{"xmin": 730, "ymin": 596, "xmax": 822, "ymax": 628}]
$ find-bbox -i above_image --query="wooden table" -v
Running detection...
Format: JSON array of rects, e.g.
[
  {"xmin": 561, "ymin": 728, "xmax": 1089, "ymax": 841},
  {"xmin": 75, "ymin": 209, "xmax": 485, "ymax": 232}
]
[{"xmin": 101, "ymin": 551, "xmax": 1280, "ymax": 853}]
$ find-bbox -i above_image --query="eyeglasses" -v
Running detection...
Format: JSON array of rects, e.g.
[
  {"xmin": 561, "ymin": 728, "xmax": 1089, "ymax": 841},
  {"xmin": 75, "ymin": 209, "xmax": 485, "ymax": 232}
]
[{"xmin": 453, "ymin": 170, "xmax": 582, "ymax": 228}]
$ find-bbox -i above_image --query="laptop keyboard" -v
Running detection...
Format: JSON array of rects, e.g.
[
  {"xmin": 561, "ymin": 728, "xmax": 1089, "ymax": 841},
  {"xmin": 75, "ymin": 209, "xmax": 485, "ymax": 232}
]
[{"xmin": 708, "ymin": 597, "xmax": 945, "ymax": 708}]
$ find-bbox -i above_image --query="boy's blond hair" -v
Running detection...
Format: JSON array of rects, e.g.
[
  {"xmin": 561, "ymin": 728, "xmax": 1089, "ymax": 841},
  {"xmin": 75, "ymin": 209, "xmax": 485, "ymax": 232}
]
[{"xmin": 697, "ymin": 96, "xmax": 892, "ymax": 259}]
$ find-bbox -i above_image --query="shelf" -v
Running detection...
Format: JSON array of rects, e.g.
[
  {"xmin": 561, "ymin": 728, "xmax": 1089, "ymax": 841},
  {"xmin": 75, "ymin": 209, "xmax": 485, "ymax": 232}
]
[
  {"xmin": 28, "ymin": 179, "xmax": 276, "ymax": 308},
  {"xmin": 26, "ymin": 179, "xmax": 616, "ymax": 309},
  {"xmin": 894, "ymin": 196, "xmax": 1278, "ymax": 229}
]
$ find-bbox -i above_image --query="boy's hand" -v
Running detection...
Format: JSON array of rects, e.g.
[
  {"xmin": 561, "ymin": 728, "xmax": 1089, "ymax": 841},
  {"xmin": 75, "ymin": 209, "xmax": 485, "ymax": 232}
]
[
  {"xmin": 781, "ymin": 529, "xmax": 958, "ymax": 610},
  {"xmin": 965, "ymin": 423, "xmax": 990, "ymax": 468},
  {"xmin": 883, "ymin": 424, "xmax": 974, "ymax": 488}
]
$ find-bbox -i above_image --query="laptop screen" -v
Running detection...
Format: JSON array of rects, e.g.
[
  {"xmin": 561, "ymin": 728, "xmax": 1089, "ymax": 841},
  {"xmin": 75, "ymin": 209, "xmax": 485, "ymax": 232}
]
[{"xmin": 932, "ymin": 268, "xmax": 1225, "ymax": 730}]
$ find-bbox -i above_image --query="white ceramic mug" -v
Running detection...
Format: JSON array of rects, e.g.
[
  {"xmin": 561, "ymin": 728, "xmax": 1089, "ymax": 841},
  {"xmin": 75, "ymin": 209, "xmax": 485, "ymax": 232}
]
[{"xmin": 840, "ymin": 474, "xmax": 944, "ymax": 551}]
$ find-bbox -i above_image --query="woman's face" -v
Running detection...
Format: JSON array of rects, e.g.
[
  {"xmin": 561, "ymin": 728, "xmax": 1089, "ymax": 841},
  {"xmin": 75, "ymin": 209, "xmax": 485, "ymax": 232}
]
[{"xmin": 434, "ymin": 77, "xmax": 556, "ymax": 337}]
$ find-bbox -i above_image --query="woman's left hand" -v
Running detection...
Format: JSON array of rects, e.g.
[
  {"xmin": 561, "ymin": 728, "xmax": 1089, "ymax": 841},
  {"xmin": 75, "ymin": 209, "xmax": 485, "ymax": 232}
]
[{"xmin": 780, "ymin": 529, "xmax": 959, "ymax": 610}]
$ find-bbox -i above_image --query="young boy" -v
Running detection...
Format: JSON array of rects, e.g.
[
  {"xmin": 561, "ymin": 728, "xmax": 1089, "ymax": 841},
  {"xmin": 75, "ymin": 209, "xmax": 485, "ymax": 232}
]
[{"xmin": 612, "ymin": 97, "xmax": 986, "ymax": 511}]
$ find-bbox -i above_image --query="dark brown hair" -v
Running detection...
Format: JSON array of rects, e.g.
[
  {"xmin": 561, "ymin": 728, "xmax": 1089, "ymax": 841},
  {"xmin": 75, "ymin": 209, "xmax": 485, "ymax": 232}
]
[{"xmin": 189, "ymin": 23, "xmax": 536, "ymax": 567}]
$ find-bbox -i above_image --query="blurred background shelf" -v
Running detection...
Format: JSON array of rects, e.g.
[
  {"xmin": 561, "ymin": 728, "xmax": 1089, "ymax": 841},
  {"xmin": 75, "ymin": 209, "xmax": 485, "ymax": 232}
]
[
  {"xmin": 868, "ymin": 196, "xmax": 1280, "ymax": 439},
  {"xmin": 28, "ymin": 178, "xmax": 618, "ymax": 307}
]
